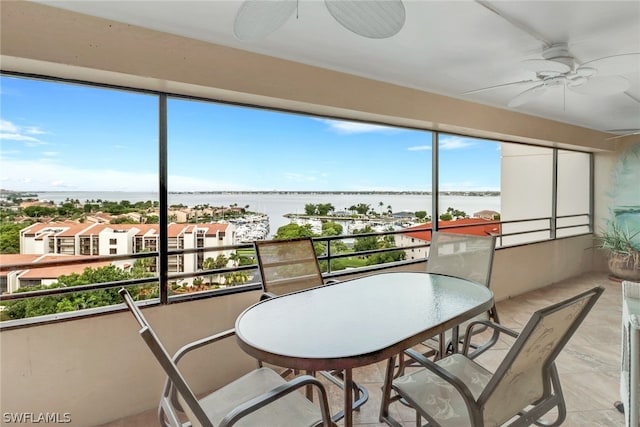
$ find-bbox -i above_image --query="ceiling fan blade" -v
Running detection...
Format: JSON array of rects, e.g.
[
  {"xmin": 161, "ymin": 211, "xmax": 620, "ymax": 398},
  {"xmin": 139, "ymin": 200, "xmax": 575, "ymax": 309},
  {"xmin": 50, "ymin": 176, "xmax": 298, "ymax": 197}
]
[
  {"xmin": 569, "ymin": 75, "xmax": 630, "ymax": 95},
  {"xmin": 324, "ymin": 0, "xmax": 405, "ymax": 39},
  {"xmin": 607, "ymin": 129, "xmax": 640, "ymax": 134},
  {"xmin": 462, "ymin": 79, "xmax": 539, "ymax": 95},
  {"xmin": 508, "ymin": 83, "xmax": 547, "ymax": 107},
  {"xmin": 521, "ymin": 58, "xmax": 571, "ymax": 74},
  {"xmin": 605, "ymin": 130, "xmax": 640, "ymax": 141},
  {"xmin": 579, "ymin": 53, "xmax": 640, "ymax": 76},
  {"xmin": 234, "ymin": 0, "xmax": 297, "ymax": 41}
]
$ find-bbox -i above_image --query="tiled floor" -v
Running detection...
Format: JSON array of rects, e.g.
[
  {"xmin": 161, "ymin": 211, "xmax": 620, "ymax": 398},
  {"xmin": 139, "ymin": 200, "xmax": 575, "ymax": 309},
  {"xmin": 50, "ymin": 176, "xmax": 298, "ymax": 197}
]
[{"xmin": 102, "ymin": 272, "xmax": 625, "ymax": 426}]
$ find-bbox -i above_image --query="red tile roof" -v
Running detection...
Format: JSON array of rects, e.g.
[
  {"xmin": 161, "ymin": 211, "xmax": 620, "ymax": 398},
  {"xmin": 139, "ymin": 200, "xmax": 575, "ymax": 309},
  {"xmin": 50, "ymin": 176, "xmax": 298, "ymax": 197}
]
[
  {"xmin": 403, "ymin": 218, "xmax": 500, "ymax": 241},
  {"xmin": 1, "ymin": 254, "xmax": 109, "ymax": 279}
]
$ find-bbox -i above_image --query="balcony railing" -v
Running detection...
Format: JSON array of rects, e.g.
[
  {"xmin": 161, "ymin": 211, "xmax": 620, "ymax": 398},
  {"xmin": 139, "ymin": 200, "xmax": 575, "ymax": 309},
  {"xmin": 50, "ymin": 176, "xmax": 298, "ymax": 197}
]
[{"xmin": 0, "ymin": 214, "xmax": 591, "ymax": 329}]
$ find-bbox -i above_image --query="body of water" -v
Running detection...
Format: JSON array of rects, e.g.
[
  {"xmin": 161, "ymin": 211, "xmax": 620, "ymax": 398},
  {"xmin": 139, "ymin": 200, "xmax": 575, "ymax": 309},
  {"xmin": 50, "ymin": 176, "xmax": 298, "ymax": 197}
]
[{"xmin": 34, "ymin": 191, "xmax": 501, "ymax": 237}]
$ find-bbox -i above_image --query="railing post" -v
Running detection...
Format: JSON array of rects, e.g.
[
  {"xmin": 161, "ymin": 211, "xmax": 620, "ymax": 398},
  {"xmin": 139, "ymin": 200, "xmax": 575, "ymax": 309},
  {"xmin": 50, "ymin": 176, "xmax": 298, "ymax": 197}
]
[{"xmin": 326, "ymin": 239, "xmax": 332, "ymax": 274}]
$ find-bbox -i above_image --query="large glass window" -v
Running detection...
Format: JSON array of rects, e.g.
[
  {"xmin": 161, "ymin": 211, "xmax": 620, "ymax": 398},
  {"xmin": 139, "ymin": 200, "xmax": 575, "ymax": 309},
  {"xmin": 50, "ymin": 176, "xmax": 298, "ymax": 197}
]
[
  {"xmin": 167, "ymin": 99, "xmax": 433, "ymax": 284},
  {"xmin": 0, "ymin": 76, "xmax": 159, "ymax": 321},
  {"xmin": 500, "ymin": 143, "xmax": 554, "ymax": 245},
  {"xmin": 557, "ymin": 150, "xmax": 591, "ymax": 237},
  {"xmin": 436, "ymin": 133, "xmax": 501, "ymax": 234},
  {"xmin": 0, "ymin": 73, "xmax": 592, "ymax": 325}
]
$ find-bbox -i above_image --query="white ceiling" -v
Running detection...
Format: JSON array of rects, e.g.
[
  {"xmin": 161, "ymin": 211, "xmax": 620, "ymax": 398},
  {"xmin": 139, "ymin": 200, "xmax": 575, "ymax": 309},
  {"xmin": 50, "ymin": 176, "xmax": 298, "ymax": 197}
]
[{"xmin": 35, "ymin": 0, "xmax": 640, "ymax": 135}]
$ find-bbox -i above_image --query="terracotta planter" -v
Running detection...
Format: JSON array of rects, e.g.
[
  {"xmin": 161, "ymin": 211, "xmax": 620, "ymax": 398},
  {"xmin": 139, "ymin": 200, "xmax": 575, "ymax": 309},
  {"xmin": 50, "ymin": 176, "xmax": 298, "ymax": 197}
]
[{"xmin": 608, "ymin": 252, "xmax": 640, "ymax": 281}]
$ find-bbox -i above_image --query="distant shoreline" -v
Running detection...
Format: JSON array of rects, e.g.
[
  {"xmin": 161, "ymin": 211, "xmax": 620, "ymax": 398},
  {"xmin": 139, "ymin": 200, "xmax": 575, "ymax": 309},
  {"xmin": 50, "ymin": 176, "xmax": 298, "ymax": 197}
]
[
  {"xmin": 2, "ymin": 189, "xmax": 501, "ymax": 197},
  {"xmin": 168, "ymin": 190, "xmax": 500, "ymax": 196}
]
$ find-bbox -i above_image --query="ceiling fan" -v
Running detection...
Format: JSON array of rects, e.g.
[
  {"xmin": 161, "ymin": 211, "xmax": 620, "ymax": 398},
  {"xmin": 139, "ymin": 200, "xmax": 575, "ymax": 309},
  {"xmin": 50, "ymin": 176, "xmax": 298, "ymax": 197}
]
[
  {"xmin": 233, "ymin": 0, "xmax": 405, "ymax": 41},
  {"xmin": 465, "ymin": 43, "xmax": 640, "ymax": 108}
]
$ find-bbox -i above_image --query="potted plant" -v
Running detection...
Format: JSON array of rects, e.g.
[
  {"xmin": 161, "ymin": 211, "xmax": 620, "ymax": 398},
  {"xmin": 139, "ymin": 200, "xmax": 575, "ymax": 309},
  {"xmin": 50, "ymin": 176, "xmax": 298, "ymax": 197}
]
[{"xmin": 598, "ymin": 221, "xmax": 640, "ymax": 281}]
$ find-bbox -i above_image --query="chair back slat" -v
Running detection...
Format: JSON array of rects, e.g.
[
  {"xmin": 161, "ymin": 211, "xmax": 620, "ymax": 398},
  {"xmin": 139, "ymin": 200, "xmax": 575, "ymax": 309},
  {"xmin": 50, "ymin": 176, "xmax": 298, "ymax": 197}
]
[
  {"xmin": 255, "ymin": 238, "xmax": 324, "ymax": 296},
  {"xmin": 426, "ymin": 232, "xmax": 496, "ymax": 287},
  {"xmin": 481, "ymin": 287, "xmax": 603, "ymax": 426}
]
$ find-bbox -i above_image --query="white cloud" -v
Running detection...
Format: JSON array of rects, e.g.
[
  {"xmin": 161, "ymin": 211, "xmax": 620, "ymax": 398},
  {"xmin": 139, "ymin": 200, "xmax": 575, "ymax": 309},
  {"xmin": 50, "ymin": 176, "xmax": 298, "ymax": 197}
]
[
  {"xmin": 0, "ymin": 119, "xmax": 18, "ymax": 133},
  {"xmin": 320, "ymin": 119, "xmax": 396, "ymax": 134},
  {"xmin": 408, "ymin": 145, "xmax": 431, "ymax": 151},
  {"xmin": 0, "ymin": 158, "xmax": 250, "ymax": 192},
  {"xmin": 0, "ymin": 133, "xmax": 41, "ymax": 142},
  {"xmin": 0, "ymin": 120, "xmax": 47, "ymax": 146},
  {"xmin": 439, "ymin": 135, "xmax": 475, "ymax": 150}
]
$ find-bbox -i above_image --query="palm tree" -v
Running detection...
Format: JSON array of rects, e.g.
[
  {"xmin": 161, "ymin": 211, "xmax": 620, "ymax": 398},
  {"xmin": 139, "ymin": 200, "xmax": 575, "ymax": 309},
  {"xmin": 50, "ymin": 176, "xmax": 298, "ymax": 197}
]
[{"xmin": 229, "ymin": 251, "xmax": 240, "ymax": 267}]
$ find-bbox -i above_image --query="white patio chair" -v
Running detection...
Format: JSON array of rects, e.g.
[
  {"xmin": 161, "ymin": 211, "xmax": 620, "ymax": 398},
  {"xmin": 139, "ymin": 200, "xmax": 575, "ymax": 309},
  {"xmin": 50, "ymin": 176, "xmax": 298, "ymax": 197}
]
[
  {"xmin": 409, "ymin": 231, "xmax": 499, "ymax": 365},
  {"xmin": 119, "ymin": 288, "xmax": 335, "ymax": 427},
  {"xmin": 381, "ymin": 286, "xmax": 604, "ymax": 427},
  {"xmin": 253, "ymin": 237, "xmax": 368, "ymax": 421}
]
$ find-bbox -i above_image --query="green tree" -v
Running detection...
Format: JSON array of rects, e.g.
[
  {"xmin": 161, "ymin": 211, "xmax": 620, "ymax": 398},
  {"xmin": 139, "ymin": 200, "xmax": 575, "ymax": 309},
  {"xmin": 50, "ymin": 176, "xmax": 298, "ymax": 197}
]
[
  {"xmin": 304, "ymin": 203, "xmax": 317, "ymax": 215},
  {"xmin": 274, "ymin": 223, "xmax": 316, "ymax": 240},
  {"xmin": 57, "ymin": 201, "xmax": 82, "ymax": 217},
  {"xmin": 0, "ymin": 223, "xmax": 28, "ymax": 254},
  {"xmin": 349, "ymin": 203, "xmax": 370, "ymax": 215},
  {"xmin": 321, "ymin": 222, "xmax": 343, "ymax": 236},
  {"xmin": 144, "ymin": 215, "xmax": 159, "ymax": 223},
  {"xmin": 415, "ymin": 210, "xmax": 429, "ymax": 221},
  {"xmin": 442, "ymin": 207, "xmax": 467, "ymax": 220},
  {"xmin": 316, "ymin": 203, "xmax": 334, "ymax": 216},
  {"xmin": 352, "ymin": 226, "xmax": 379, "ymax": 252},
  {"xmin": 110, "ymin": 216, "xmax": 139, "ymax": 224},
  {"xmin": 223, "ymin": 271, "xmax": 249, "ymax": 286},
  {"xmin": 213, "ymin": 254, "xmax": 228, "ymax": 268},
  {"xmin": 84, "ymin": 203, "xmax": 99, "ymax": 213},
  {"xmin": 23, "ymin": 205, "xmax": 57, "ymax": 218},
  {"xmin": 202, "ymin": 255, "xmax": 228, "ymax": 284},
  {"xmin": 366, "ymin": 250, "xmax": 406, "ymax": 265},
  {"xmin": 229, "ymin": 251, "xmax": 240, "ymax": 266},
  {"xmin": 2, "ymin": 264, "xmax": 156, "ymax": 320}
]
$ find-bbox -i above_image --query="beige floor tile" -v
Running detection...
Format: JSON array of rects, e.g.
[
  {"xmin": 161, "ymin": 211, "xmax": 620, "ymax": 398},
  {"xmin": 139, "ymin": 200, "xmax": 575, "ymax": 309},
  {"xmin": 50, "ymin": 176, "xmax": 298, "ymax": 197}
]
[{"xmin": 103, "ymin": 272, "xmax": 624, "ymax": 427}]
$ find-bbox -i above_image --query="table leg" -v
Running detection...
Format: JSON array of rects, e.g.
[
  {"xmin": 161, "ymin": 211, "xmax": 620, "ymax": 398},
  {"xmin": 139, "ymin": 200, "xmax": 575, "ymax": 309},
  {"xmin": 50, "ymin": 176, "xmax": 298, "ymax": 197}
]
[
  {"xmin": 305, "ymin": 370, "xmax": 315, "ymax": 401},
  {"xmin": 451, "ymin": 325, "xmax": 460, "ymax": 354},
  {"xmin": 379, "ymin": 356, "xmax": 403, "ymax": 427},
  {"xmin": 343, "ymin": 368, "xmax": 353, "ymax": 426}
]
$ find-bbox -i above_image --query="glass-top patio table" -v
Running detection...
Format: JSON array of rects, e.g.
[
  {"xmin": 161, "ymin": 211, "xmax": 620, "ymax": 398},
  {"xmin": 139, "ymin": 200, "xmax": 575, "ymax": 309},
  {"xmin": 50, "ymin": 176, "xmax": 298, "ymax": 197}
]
[{"xmin": 235, "ymin": 271, "xmax": 494, "ymax": 426}]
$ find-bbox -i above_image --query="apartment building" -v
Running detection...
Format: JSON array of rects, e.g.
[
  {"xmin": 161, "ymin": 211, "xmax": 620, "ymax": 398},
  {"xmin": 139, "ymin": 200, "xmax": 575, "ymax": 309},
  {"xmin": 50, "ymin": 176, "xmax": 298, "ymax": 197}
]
[
  {"xmin": 13, "ymin": 221, "xmax": 236, "ymax": 290},
  {"xmin": 1, "ymin": 253, "xmax": 111, "ymax": 294}
]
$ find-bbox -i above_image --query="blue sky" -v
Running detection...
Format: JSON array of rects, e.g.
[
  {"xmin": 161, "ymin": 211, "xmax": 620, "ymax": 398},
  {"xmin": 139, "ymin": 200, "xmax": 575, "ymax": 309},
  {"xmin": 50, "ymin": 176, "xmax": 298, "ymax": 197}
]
[{"xmin": 0, "ymin": 75, "xmax": 500, "ymax": 192}]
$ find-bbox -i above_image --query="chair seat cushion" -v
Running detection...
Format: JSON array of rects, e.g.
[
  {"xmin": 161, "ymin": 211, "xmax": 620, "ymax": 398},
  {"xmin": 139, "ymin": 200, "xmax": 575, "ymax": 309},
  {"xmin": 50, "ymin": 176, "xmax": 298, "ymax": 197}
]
[
  {"xmin": 200, "ymin": 367, "xmax": 323, "ymax": 427},
  {"xmin": 393, "ymin": 353, "xmax": 492, "ymax": 427}
]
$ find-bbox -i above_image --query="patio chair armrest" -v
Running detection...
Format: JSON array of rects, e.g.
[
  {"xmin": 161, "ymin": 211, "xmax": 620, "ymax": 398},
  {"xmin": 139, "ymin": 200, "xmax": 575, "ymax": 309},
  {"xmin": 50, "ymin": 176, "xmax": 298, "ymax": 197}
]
[
  {"xmin": 219, "ymin": 374, "xmax": 335, "ymax": 427},
  {"xmin": 462, "ymin": 320, "xmax": 519, "ymax": 358},
  {"xmin": 173, "ymin": 328, "xmax": 236, "ymax": 364},
  {"xmin": 164, "ymin": 328, "xmax": 237, "ymax": 414},
  {"xmin": 465, "ymin": 319, "xmax": 519, "ymax": 339},
  {"xmin": 403, "ymin": 348, "xmax": 478, "ymax": 409}
]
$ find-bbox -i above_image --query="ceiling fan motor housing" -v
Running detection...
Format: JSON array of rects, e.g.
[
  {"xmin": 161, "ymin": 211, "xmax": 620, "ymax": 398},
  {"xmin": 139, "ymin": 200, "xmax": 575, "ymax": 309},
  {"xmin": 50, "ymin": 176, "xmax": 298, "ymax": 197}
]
[{"xmin": 542, "ymin": 43, "xmax": 574, "ymax": 70}]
